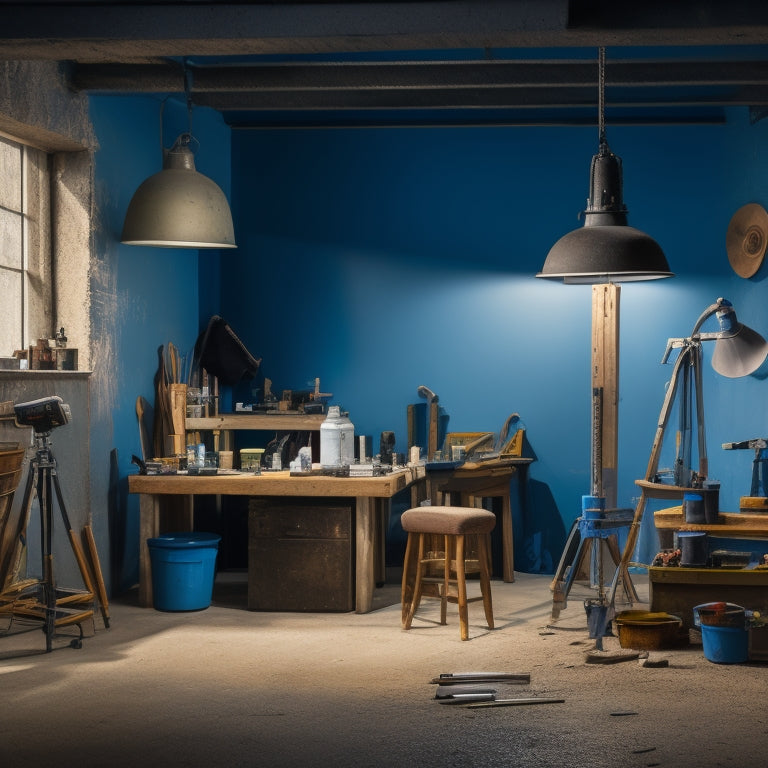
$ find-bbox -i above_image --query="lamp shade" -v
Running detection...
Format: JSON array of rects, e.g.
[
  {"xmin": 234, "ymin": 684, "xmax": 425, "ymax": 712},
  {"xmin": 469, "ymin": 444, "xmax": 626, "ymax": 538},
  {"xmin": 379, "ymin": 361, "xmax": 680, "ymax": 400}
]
[
  {"xmin": 538, "ymin": 141, "xmax": 672, "ymax": 284},
  {"xmin": 540, "ymin": 224, "xmax": 671, "ymax": 284},
  {"xmin": 121, "ymin": 139, "xmax": 236, "ymax": 249},
  {"xmin": 711, "ymin": 303, "xmax": 768, "ymax": 378}
]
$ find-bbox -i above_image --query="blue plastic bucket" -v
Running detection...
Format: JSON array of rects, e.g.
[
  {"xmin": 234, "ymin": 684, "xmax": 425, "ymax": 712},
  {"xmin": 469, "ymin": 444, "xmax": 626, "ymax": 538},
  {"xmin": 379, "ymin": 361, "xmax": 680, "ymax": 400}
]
[
  {"xmin": 147, "ymin": 532, "xmax": 221, "ymax": 611},
  {"xmin": 700, "ymin": 624, "xmax": 749, "ymax": 664}
]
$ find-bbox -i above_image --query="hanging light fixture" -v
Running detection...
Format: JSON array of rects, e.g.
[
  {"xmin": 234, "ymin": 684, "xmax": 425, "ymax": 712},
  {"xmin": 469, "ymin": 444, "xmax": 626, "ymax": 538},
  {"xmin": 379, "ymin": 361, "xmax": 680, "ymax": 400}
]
[
  {"xmin": 537, "ymin": 48, "xmax": 671, "ymax": 283},
  {"xmin": 121, "ymin": 69, "xmax": 236, "ymax": 249},
  {"xmin": 543, "ymin": 49, "xmax": 675, "ymax": 630}
]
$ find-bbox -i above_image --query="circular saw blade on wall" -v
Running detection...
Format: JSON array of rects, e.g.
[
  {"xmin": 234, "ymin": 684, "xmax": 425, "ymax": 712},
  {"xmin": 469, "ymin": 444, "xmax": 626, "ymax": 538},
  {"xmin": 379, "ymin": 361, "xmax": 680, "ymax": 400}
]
[{"xmin": 726, "ymin": 203, "xmax": 768, "ymax": 278}]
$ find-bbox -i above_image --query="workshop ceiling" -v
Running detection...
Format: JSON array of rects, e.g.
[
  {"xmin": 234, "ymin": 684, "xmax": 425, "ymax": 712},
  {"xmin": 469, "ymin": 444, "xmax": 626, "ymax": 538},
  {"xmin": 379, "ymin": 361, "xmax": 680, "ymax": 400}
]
[{"xmin": 5, "ymin": 1, "xmax": 768, "ymax": 127}]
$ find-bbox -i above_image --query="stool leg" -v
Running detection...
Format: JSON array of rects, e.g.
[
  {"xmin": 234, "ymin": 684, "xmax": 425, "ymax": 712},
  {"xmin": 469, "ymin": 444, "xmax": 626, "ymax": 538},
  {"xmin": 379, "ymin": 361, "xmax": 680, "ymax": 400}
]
[
  {"xmin": 404, "ymin": 533, "xmax": 425, "ymax": 631},
  {"xmin": 440, "ymin": 534, "xmax": 449, "ymax": 626},
  {"xmin": 455, "ymin": 534, "xmax": 469, "ymax": 641},
  {"xmin": 477, "ymin": 533, "xmax": 495, "ymax": 630},
  {"xmin": 401, "ymin": 531, "xmax": 416, "ymax": 627}
]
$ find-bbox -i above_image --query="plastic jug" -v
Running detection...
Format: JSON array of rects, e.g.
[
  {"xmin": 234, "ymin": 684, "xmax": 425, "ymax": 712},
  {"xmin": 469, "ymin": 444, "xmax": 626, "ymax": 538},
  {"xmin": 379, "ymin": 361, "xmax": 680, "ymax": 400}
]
[{"xmin": 320, "ymin": 406, "xmax": 354, "ymax": 468}]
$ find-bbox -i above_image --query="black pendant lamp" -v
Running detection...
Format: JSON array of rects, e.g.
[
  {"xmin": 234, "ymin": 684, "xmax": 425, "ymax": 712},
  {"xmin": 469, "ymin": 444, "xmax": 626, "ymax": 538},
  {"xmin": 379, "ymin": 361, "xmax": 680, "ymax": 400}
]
[{"xmin": 537, "ymin": 48, "xmax": 672, "ymax": 283}]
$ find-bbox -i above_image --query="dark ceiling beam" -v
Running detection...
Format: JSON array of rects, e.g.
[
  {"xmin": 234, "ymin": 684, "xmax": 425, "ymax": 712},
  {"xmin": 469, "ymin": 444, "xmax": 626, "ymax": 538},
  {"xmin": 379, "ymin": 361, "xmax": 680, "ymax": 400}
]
[
  {"xmin": 2, "ymin": 1, "xmax": 768, "ymax": 62},
  {"xmin": 71, "ymin": 59, "xmax": 768, "ymax": 94},
  {"xmin": 192, "ymin": 85, "xmax": 768, "ymax": 112}
]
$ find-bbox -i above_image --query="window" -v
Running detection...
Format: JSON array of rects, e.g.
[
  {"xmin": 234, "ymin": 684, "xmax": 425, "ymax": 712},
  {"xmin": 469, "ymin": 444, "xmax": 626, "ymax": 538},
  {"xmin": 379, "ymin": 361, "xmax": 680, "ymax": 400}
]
[{"xmin": 0, "ymin": 134, "xmax": 52, "ymax": 358}]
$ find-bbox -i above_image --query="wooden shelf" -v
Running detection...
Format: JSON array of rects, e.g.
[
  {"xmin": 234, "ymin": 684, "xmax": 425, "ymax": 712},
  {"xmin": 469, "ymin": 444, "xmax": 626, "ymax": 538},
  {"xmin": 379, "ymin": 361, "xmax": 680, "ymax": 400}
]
[
  {"xmin": 655, "ymin": 506, "xmax": 768, "ymax": 538},
  {"xmin": 635, "ymin": 479, "xmax": 694, "ymax": 500},
  {"xmin": 186, "ymin": 412, "xmax": 325, "ymax": 432}
]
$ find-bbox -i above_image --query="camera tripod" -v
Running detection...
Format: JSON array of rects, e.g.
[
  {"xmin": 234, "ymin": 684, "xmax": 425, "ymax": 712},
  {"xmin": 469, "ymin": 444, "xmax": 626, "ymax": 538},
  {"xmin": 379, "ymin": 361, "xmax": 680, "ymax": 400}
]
[{"xmin": 7, "ymin": 430, "xmax": 104, "ymax": 652}]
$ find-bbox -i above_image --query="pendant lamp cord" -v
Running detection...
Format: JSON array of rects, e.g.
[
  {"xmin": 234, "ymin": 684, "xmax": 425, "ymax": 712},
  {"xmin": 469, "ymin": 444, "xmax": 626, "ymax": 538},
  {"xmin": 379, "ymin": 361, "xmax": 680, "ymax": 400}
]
[
  {"xmin": 598, "ymin": 46, "xmax": 606, "ymax": 147},
  {"xmin": 184, "ymin": 62, "xmax": 194, "ymax": 139}
]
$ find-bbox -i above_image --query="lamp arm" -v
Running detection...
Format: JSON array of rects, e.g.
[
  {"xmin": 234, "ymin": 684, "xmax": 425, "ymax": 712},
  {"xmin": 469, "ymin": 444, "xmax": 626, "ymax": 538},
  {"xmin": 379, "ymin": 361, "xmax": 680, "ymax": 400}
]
[{"xmin": 689, "ymin": 300, "xmax": 726, "ymax": 338}]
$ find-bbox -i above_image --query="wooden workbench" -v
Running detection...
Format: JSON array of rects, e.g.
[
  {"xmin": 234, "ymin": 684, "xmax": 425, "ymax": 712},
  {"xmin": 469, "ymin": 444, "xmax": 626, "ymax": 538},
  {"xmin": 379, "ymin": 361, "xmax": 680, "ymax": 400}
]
[
  {"xmin": 651, "ymin": 505, "xmax": 768, "ymax": 628},
  {"xmin": 128, "ymin": 467, "xmax": 423, "ymax": 613}
]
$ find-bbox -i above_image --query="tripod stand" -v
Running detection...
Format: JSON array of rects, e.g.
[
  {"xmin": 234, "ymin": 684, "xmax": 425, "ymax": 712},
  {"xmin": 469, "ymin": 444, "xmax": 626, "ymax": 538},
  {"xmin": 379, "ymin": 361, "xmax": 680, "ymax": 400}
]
[{"xmin": 7, "ymin": 430, "xmax": 96, "ymax": 652}]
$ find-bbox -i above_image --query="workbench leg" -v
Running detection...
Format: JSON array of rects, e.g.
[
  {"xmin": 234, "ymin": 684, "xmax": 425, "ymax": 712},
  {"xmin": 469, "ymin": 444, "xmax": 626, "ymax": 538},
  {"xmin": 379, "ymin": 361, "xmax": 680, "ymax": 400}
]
[
  {"xmin": 355, "ymin": 496, "xmax": 375, "ymax": 614},
  {"xmin": 375, "ymin": 498, "xmax": 388, "ymax": 588},
  {"xmin": 138, "ymin": 493, "xmax": 194, "ymax": 608},
  {"xmin": 501, "ymin": 494, "xmax": 515, "ymax": 583},
  {"xmin": 138, "ymin": 493, "xmax": 161, "ymax": 608}
]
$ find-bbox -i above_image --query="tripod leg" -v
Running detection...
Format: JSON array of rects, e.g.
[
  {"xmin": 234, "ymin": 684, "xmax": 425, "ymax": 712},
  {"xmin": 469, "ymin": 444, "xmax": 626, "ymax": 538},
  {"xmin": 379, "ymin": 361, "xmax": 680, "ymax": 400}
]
[
  {"xmin": 41, "ymin": 466, "xmax": 55, "ymax": 653},
  {"xmin": 550, "ymin": 519, "xmax": 581, "ymax": 620}
]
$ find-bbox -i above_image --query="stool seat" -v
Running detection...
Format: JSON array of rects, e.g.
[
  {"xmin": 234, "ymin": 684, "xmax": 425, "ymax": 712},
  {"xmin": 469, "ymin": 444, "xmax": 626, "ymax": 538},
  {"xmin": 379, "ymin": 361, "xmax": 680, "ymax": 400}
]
[
  {"xmin": 400, "ymin": 505, "xmax": 496, "ymax": 641},
  {"xmin": 400, "ymin": 505, "xmax": 496, "ymax": 535}
]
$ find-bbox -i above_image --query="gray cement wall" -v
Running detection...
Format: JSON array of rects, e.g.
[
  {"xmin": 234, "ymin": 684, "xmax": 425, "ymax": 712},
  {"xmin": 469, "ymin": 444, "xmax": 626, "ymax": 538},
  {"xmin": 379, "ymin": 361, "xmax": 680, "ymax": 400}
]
[{"xmin": 0, "ymin": 61, "xmax": 116, "ymax": 593}]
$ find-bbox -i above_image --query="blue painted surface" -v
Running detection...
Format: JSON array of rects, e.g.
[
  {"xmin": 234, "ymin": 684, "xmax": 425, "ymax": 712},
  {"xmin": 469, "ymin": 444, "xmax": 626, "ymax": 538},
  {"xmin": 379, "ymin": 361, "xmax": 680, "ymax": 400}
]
[
  {"xmin": 87, "ymin": 93, "xmax": 768, "ymax": 587},
  {"xmin": 89, "ymin": 95, "xmax": 230, "ymax": 591},
  {"xmin": 223, "ymin": 115, "xmax": 768, "ymax": 573}
]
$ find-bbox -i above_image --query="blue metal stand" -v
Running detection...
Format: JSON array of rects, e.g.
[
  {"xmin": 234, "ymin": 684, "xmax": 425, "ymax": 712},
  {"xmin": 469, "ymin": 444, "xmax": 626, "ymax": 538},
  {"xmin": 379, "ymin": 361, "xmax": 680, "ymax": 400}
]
[{"xmin": 551, "ymin": 496, "xmax": 636, "ymax": 629}]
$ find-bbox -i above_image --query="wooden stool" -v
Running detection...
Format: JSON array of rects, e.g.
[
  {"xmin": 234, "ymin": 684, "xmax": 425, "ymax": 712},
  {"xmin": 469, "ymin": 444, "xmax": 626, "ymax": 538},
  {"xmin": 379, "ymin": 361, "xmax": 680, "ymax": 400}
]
[{"xmin": 400, "ymin": 505, "xmax": 495, "ymax": 641}]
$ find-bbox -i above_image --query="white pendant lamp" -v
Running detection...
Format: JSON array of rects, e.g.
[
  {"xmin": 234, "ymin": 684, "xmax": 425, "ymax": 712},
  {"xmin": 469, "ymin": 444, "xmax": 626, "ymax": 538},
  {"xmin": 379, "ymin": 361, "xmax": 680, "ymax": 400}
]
[
  {"xmin": 121, "ymin": 71, "xmax": 236, "ymax": 249},
  {"xmin": 121, "ymin": 133, "xmax": 236, "ymax": 249}
]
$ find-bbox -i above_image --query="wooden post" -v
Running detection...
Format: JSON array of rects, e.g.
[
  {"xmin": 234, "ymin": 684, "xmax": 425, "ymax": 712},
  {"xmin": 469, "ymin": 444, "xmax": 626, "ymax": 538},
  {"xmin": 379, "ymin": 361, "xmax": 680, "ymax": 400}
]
[{"xmin": 592, "ymin": 283, "xmax": 620, "ymax": 509}]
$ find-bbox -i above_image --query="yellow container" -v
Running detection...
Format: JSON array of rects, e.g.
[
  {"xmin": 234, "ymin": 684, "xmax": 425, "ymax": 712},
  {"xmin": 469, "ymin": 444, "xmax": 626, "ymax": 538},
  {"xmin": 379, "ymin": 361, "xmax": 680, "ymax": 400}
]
[{"xmin": 240, "ymin": 448, "xmax": 264, "ymax": 471}]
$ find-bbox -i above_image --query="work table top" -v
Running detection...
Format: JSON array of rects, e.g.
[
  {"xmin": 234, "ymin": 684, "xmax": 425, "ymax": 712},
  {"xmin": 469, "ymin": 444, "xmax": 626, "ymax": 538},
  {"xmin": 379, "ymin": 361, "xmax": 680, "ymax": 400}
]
[{"xmin": 128, "ymin": 466, "xmax": 424, "ymax": 498}]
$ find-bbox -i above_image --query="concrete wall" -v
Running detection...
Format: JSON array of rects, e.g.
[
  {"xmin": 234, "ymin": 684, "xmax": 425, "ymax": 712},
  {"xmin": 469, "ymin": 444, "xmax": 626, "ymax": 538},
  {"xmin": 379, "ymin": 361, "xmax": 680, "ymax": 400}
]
[{"xmin": 0, "ymin": 64, "xmax": 230, "ymax": 593}]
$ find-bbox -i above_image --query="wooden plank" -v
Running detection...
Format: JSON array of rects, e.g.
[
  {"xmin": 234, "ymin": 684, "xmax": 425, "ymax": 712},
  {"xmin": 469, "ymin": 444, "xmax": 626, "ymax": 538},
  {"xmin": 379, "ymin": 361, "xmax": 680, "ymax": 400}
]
[
  {"xmin": 592, "ymin": 283, "xmax": 620, "ymax": 508},
  {"xmin": 654, "ymin": 506, "xmax": 768, "ymax": 537},
  {"xmin": 186, "ymin": 413, "xmax": 325, "ymax": 432},
  {"xmin": 428, "ymin": 401, "xmax": 439, "ymax": 460}
]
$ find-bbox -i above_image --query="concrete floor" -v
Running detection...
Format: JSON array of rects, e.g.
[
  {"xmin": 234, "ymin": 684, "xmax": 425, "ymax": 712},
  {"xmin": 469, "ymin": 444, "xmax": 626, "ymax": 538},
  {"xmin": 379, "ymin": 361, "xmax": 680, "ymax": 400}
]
[{"xmin": 1, "ymin": 570, "xmax": 767, "ymax": 768}]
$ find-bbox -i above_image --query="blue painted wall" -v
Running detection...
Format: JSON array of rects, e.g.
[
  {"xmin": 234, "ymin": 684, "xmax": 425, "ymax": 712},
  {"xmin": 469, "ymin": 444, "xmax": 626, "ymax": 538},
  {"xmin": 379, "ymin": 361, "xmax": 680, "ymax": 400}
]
[
  {"xmin": 89, "ymin": 94, "xmax": 230, "ymax": 591},
  {"xmin": 221, "ymin": 113, "xmax": 768, "ymax": 573},
  {"xmin": 85, "ymin": 91, "xmax": 768, "ymax": 588}
]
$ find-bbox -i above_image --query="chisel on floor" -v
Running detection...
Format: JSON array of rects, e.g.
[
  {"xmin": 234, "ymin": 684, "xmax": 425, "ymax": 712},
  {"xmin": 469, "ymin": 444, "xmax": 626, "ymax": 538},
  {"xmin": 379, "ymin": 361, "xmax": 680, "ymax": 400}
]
[{"xmin": 466, "ymin": 697, "xmax": 565, "ymax": 709}]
